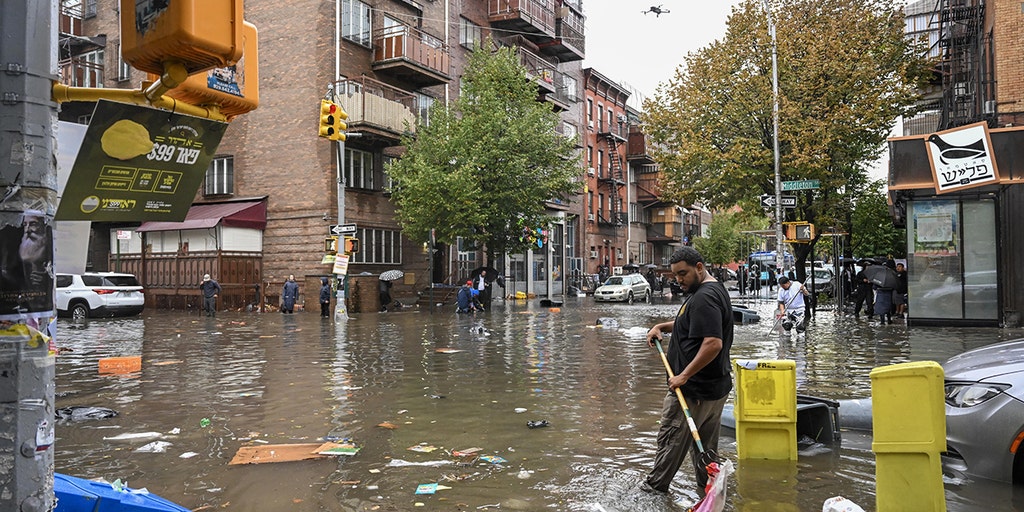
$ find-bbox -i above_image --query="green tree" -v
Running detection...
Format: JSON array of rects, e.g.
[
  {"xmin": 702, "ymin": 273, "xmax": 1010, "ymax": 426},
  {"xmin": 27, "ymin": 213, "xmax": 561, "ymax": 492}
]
[
  {"xmin": 851, "ymin": 180, "xmax": 904, "ymax": 259},
  {"xmin": 387, "ymin": 44, "xmax": 581, "ymax": 262},
  {"xmin": 643, "ymin": 0, "xmax": 931, "ymax": 271}
]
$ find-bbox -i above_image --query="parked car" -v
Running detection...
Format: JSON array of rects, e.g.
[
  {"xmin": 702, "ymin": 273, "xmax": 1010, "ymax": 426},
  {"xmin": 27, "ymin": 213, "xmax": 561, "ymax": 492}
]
[
  {"xmin": 56, "ymin": 272, "xmax": 145, "ymax": 319},
  {"xmin": 594, "ymin": 274, "xmax": 651, "ymax": 304},
  {"xmin": 806, "ymin": 268, "xmax": 837, "ymax": 298},
  {"xmin": 942, "ymin": 338, "xmax": 1024, "ymax": 483}
]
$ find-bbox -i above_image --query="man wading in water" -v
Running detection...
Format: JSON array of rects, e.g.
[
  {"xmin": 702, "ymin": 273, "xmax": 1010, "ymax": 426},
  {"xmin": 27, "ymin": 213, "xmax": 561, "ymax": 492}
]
[{"xmin": 642, "ymin": 246, "xmax": 734, "ymax": 495}]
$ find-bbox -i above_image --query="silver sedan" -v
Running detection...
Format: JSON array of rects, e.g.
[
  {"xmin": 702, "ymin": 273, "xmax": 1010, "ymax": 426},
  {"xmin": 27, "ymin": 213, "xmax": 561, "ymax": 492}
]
[{"xmin": 943, "ymin": 339, "xmax": 1024, "ymax": 483}]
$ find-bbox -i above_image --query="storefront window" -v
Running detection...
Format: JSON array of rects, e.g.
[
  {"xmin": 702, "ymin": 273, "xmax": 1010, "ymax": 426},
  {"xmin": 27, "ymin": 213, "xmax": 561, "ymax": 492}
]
[{"xmin": 908, "ymin": 199, "xmax": 997, "ymax": 322}]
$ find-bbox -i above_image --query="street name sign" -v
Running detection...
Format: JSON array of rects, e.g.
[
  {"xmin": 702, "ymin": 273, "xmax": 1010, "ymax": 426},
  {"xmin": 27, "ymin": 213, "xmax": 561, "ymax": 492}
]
[
  {"xmin": 330, "ymin": 223, "xmax": 356, "ymax": 235},
  {"xmin": 782, "ymin": 179, "xmax": 821, "ymax": 191},
  {"xmin": 760, "ymin": 194, "xmax": 797, "ymax": 208}
]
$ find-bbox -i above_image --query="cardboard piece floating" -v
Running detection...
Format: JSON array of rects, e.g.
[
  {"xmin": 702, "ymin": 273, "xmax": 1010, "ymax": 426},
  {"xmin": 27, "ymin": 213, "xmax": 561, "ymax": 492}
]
[
  {"xmin": 228, "ymin": 443, "xmax": 328, "ymax": 465},
  {"xmin": 99, "ymin": 356, "xmax": 142, "ymax": 375}
]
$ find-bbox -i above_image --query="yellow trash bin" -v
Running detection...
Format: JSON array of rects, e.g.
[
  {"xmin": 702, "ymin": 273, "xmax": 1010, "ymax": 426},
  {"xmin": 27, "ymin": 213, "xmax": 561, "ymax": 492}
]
[
  {"xmin": 871, "ymin": 361, "xmax": 946, "ymax": 512},
  {"xmin": 733, "ymin": 359, "xmax": 797, "ymax": 460}
]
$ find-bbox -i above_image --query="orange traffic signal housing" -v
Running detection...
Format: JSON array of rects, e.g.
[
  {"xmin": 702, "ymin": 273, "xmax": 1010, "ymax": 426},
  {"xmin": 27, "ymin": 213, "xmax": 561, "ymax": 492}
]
[
  {"xmin": 120, "ymin": 0, "xmax": 244, "ymax": 75},
  {"xmin": 151, "ymin": 22, "xmax": 259, "ymax": 119}
]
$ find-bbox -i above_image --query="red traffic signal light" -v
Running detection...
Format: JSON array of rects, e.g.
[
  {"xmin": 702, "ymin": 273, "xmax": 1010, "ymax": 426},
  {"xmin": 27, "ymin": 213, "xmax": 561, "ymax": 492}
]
[
  {"xmin": 319, "ymin": 100, "xmax": 338, "ymax": 138},
  {"xmin": 318, "ymin": 100, "xmax": 349, "ymax": 141}
]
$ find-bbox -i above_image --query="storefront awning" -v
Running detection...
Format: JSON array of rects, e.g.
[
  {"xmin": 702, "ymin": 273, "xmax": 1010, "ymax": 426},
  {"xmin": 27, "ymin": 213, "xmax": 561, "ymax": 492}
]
[{"xmin": 136, "ymin": 201, "xmax": 267, "ymax": 232}]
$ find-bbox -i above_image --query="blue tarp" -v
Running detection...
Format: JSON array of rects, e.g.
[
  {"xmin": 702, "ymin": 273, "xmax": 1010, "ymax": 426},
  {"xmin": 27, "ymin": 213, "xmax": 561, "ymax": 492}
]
[{"xmin": 55, "ymin": 473, "xmax": 191, "ymax": 512}]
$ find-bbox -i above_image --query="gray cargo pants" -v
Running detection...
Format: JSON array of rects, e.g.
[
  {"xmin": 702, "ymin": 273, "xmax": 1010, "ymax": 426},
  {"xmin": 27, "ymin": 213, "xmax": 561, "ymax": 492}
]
[{"xmin": 644, "ymin": 391, "xmax": 728, "ymax": 494}]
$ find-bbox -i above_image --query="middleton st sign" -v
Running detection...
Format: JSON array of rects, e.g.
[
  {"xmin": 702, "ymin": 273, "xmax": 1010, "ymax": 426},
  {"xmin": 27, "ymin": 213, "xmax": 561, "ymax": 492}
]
[{"xmin": 781, "ymin": 179, "xmax": 821, "ymax": 191}]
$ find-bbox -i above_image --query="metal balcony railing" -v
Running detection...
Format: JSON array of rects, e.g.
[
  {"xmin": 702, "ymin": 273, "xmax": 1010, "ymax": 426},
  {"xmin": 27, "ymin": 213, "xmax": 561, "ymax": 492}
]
[
  {"xmin": 372, "ymin": 25, "xmax": 451, "ymax": 83},
  {"xmin": 488, "ymin": 0, "xmax": 556, "ymax": 38},
  {"xmin": 59, "ymin": 56, "xmax": 103, "ymax": 87},
  {"xmin": 334, "ymin": 76, "xmax": 419, "ymax": 136}
]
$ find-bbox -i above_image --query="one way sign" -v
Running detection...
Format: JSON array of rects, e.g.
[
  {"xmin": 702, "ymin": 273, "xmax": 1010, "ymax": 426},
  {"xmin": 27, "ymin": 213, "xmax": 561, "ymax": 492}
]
[
  {"xmin": 760, "ymin": 194, "xmax": 797, "ymax": 208},
  {"xmin": 330, "ymin": 223, "xmax": 357, "ymax": 235}
]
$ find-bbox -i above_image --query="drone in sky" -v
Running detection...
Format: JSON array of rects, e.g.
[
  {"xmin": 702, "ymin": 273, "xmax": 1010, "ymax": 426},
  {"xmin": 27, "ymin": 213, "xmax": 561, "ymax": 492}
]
[{"xmin": 642, "ymin": 5, "xmax": 670, "ymax": 17}]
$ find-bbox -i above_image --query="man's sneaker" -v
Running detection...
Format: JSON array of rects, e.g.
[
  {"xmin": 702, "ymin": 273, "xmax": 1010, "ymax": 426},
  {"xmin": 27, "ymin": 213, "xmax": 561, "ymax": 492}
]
[{"xmin": 640, "ymin": 481, "xmax": 666, "ymax": 495}]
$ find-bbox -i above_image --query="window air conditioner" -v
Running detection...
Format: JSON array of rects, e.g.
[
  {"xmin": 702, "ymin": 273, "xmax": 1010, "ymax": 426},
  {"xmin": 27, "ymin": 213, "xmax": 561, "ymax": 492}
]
[
  {"xmin": 589, "ymin": 250, "xmax": 598, "ymax": 258},
  {"xmin": 587, "ymin": 167, "xmax": 595, "ymax": 175},
  {"xmin": 587, "ymin": 121, "xmax": 594, "ymax": 129},
  {"xmin": 617, "ymin": 113, "xmax": 627, "ymax": 122},
  {"xmin": 587, "ymin": 213, "xmax": 595, "ymax": 221}
]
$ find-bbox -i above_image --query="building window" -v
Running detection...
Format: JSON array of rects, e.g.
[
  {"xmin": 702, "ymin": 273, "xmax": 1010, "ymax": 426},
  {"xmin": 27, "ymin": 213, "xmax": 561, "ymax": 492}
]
[
  {"xmin": 459, "ymin": 17, "xmax": 481, "ymax": 49},
  {"xmin": 115, "ymin": 42, "xmax": 130, "ymax": 81},
  {"xmin": 562, "ymin": 122, "xmax": 577, "ymax": 145},
  {"xmin": 205, "ymin": 156, "xmax": 234, "ymax": 196},
  {"xmin": 85, "ymin": 0, "xmax": 96, "ymax": 17},
  {"xmin": 586, "ymin": 99, "xmax": 593, "ymax": 126},
  {"xmin": 415, "ymin": 92, "xmax": 434, "ymax": 126},
  {"xmin": 597, "ymin": 150, "xmax": 604, "ymax": 178},
  {"xmin": 350, "ymin": 227, "xmax": 402, "ymax": 264},
  {"xmin": 456, "ymin": 237, "xmax": 477, "ymax": 264},
  {"xmin": 68, "ymin": 49, "xmax": 104, "ymax": 87},
  {"xmin": 345, "ymin": 147, "xmax": 375, "ymax": 190},
  {"xmin": 563, "ymin": 75, "xmax": 578, "ymax": 102},
  {"xmin": 382, "ymin": 155, "xmax": 396, "ymax": 194},
  {"xmin": 342, "ymin": 0, "xmax": 372, "ymax": 47}
]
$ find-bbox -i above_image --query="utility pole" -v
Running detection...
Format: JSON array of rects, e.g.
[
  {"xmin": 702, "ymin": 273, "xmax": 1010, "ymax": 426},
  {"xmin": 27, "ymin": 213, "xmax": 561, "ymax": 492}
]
[
  {"xmin": 0, "ymin": 0, "xmax": 57, "ymax": 510},
  {"xmin": 763, "ymin": 0, "xmax": 784, "ymax": 273}
]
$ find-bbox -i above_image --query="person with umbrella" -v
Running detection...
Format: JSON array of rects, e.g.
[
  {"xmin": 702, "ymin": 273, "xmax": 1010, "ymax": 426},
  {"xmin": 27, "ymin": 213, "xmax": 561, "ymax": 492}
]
[
  {"xmin": 378, "ymin": 270, "xmax": 404, "ymax": 311},
  {"xmin": 476, "ymin": 269, "xmax": 490, "ymax": 308},
  {"xmin": 870, "ymin": 260, "xmax": 899, "ymax": 325},
  {"xmin": 853, "ymin": 261, "xmax": 875, "ymax": 320}
]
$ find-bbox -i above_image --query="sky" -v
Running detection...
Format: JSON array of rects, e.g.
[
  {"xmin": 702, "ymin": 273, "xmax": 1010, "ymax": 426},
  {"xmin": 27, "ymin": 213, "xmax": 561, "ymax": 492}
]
[
  {"xmin": 579, "ymin": 0, "xmax": 890, "ymax": 180},
  {"xmin": 581, "ymin": 1, "xmax": 742, "ymax": 105}
]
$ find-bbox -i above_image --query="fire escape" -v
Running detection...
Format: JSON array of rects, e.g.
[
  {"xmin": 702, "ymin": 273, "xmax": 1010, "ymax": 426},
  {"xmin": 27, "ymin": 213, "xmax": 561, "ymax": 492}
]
[
  {"xmin": 937, "ymin": 0, "xmax": 994, "ymax": 129},
  {"xmin": 598, "ymin": 117, "xmax": 627, "ymax": 227}
]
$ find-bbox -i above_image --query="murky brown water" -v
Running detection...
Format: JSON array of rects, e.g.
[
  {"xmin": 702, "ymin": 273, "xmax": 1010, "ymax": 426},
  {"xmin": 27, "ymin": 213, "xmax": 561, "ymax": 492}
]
[{"xmin": 53, "ymin": 295, "xmax": 1024, "ymax": 511}]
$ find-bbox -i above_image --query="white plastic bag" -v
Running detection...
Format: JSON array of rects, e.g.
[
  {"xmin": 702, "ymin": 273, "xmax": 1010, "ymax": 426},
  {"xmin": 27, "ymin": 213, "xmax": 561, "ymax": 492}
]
[{"xmin": 822, "ymin": 496, "xmax": 866, "ymax": 512}]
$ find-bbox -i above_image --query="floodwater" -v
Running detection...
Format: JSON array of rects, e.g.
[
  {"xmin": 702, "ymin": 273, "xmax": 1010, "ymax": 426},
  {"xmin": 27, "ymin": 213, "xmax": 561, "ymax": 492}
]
[{"xmin": 53, "ymin": 293, "xmax": 1024, "ymax": 511}]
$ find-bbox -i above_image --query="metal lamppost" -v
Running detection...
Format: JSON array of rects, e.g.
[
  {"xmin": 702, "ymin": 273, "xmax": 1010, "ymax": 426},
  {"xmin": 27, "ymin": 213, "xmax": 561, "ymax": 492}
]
[{"xmin": 763, "ymin": 0, "xmax": 784, "ymax": 272}]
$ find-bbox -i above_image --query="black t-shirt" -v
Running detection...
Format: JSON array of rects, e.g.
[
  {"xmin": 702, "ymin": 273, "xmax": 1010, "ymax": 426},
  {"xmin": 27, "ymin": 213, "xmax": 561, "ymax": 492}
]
[{"xmin": 667, "ymin": 281, "xmax": 734, "ymax": 401}]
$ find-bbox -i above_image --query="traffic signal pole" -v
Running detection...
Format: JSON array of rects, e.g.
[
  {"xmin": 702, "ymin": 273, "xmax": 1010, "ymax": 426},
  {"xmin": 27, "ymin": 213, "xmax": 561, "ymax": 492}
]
[{"xmin": 0, "ymin": 0, "xmax": 57, "ymax": 510}]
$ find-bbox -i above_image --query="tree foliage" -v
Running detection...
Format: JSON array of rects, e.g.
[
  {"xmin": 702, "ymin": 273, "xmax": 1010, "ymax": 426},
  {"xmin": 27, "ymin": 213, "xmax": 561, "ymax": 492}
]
[
  {"xmin": 693, "ymin": 210, "xmax": 768, "ymax": 266},
  {"xmin": 387, "ymin": 45, "xmax": 581, "ymax": 261},
  {"xmin": 643, "ymin": 0, "xmax": 930, "ymax": 267},
  {"xmin": 851, "ymin": 180, "xmax": 904, "ymax": 259}
]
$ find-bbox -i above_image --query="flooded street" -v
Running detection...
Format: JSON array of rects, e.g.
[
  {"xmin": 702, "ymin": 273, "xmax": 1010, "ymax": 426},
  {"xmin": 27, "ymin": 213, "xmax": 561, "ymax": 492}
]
[{"xmin": 54, "ymin": 296, "xmax": 1024, "ymax": 511}]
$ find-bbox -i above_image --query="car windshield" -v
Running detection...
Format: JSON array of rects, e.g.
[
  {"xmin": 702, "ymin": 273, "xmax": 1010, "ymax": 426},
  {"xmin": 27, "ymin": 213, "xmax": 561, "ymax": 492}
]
[{"xmin": 605, "ymin": 277, "xmax": 625, "ymax": 286}]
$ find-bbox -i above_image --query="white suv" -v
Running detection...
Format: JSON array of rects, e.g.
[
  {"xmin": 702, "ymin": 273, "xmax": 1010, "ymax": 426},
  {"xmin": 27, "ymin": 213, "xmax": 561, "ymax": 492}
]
[{"xmin": 56, "ymin": 272, "xmax": 145, "ymax": 319}]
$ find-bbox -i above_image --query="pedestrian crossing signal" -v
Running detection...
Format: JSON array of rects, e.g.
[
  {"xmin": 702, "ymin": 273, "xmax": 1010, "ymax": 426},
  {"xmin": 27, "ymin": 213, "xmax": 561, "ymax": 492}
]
[
  {"xmin": 325, "ymin": 236, "xmax": 338, "ymax": 253},
  {"xmin": 344, "ymin": 237, "xmax": 360, "ymax": 254},
  {"xmin": 318, "ymin": 100, "xmax": 349, "ymax": 141},
  {"xmin": 784, "ymin": 222, "xmax": 815, "ymax": 243}
]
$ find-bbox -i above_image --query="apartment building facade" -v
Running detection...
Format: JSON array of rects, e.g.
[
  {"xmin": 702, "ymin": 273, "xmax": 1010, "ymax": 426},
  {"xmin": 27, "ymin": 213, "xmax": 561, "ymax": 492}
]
[{"xmin": 57, "ymin": 0, "xmax": 593, "ymax": 308}]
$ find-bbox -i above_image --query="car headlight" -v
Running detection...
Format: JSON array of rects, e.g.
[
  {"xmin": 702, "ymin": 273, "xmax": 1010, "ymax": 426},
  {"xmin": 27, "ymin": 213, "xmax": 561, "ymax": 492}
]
[{"xmin": 944, "ymin": 381, "xmax": 1010, "ymax": 408}]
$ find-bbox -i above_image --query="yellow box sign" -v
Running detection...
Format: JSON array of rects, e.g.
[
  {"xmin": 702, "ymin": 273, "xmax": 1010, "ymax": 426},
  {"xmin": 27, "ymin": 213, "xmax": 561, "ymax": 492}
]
[{"xmin": 121, "ymin": 0, "xmax": 244, "ymax": 75}]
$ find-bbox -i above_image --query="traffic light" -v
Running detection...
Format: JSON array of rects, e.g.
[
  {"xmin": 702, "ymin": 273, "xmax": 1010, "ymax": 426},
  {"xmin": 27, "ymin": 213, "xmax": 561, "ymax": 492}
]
[
  {"xmin": 343, "ymin": 237, "xmax": 360, "ymax": 254},
  {"xmin": 318, "ymin": 100, "xmax": 349, "ymax": 141},
  {"xmin": 325, "ymin": 236, "xmax": 338, "ymax": 253}
]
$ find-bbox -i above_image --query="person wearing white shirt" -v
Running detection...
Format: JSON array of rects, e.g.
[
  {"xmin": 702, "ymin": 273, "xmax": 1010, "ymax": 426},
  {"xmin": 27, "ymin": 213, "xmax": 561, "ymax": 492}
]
[{"xmin": 777, "ymin": 276, "xmax": 809, "ymax": 335}]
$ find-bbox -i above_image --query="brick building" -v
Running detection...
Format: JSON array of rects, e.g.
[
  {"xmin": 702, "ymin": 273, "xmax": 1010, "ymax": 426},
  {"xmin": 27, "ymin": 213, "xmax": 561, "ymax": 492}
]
[
  {"xmin": 57, "ymin": 0, "xmax": 598, "ymax": 309},
  {"xmin": 891, "ymin": 0, "xmax": 1024, "ymax": 326}
]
